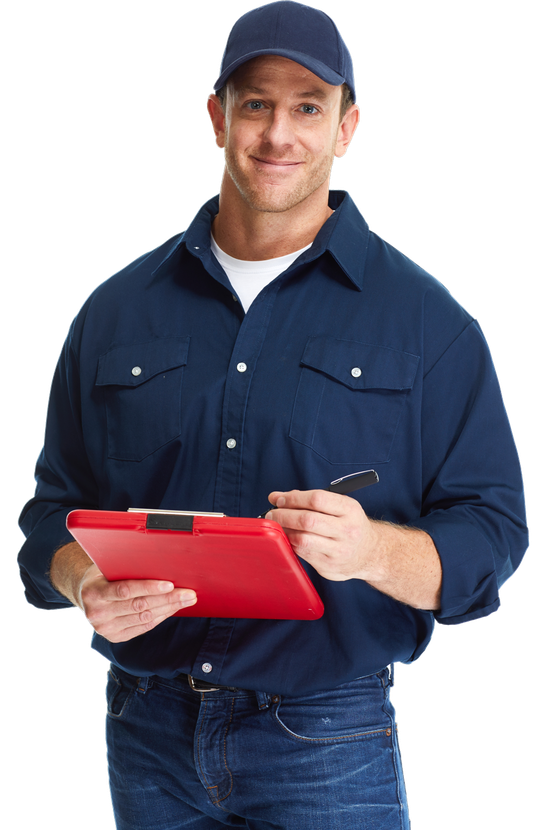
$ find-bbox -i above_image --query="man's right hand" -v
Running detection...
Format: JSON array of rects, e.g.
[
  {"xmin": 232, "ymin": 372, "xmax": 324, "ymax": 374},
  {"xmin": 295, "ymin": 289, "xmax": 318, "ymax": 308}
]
[{"xmin": 50, "ymin": 541, "xmax": 197, "ymax": 643}]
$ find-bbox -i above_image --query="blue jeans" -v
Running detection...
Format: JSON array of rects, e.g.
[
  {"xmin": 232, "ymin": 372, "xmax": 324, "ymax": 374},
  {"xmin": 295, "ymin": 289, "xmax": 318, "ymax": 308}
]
[{"xmin": 106, "ymin": 665, "xmax": 410, "ymax": 829}]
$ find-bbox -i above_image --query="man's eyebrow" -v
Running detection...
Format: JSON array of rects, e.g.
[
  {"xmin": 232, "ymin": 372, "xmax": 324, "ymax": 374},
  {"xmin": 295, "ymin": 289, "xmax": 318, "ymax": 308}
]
[
  {"xmin": 235, "ymin": 85, "xmax": 330, "ymax": 101},
  {"xmin": 236, "ymin": 85, "xmax": 267, "ymax": 96},
  {"xmin": 297, "ymin": 88, "xmax": 329, "ymax": 101}
]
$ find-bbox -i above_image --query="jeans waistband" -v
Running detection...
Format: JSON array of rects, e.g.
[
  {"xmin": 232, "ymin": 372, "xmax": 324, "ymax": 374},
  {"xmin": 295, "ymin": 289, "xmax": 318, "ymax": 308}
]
[{"xmin": 110, "ymin": 663, "xmax": 393, "ymax": 699}]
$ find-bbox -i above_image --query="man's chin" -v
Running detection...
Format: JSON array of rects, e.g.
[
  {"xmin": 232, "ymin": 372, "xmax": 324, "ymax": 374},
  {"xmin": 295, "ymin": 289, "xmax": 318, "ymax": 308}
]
[{"xmin": 236, "ymin": 182, "xmax": 323, "ymax": 215}]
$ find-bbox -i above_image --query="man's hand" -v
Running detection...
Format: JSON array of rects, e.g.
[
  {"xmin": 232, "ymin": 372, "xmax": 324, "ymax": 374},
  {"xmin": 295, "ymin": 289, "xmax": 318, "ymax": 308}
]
[
  {"xmin": 266, "ymin": 489, "xmax": 442, "ymax": 611},
  {"xmin": 50, "ymin": 542, "xmax": 197, "ymax": 643},
  {"xmin": 267, "ymin": 489, "xmax": 380, "ymax": 582}
]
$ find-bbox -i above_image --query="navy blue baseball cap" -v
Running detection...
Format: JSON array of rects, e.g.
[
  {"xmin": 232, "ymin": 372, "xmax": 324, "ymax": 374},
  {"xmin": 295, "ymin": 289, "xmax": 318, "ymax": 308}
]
[{"xmin": 214, "ymin": 1, "xmax": 356, "ymax": 102}]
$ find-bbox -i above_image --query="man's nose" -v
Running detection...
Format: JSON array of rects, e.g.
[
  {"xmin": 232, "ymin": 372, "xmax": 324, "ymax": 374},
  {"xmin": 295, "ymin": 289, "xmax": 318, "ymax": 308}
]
[{"xmin": 262, "ymin": 107, "xmax": 296, "ymax": 148}]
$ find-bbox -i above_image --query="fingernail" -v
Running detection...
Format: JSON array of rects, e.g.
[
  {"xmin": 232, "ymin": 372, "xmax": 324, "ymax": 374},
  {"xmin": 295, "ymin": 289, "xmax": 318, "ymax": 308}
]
[{"xmin": 158, "ymin": 581, "xmax": 175, "ymax": 592}]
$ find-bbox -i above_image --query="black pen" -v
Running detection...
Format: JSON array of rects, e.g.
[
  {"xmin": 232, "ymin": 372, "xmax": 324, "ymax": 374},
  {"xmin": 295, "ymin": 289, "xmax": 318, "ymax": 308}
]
[{"xmin": 258, "ymin": 469, "xmax": 379, "ymax": 518}]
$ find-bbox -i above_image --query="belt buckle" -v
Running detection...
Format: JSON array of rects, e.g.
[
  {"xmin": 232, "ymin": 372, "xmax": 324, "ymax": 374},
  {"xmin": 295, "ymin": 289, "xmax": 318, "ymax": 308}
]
[{"xmin": 188, "ymin": 674, "xmax": 222, "ymax": 693}]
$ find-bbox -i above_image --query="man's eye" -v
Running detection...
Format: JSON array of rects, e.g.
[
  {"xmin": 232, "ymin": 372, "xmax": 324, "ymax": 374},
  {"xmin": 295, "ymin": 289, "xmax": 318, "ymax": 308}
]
[
  {"xmin": 247, "ymin": 101, "xmax": 264, "ymax": 110},
  {"xmin": 300, "ymin": 104, "xmax": 318, "ymax": 115}
]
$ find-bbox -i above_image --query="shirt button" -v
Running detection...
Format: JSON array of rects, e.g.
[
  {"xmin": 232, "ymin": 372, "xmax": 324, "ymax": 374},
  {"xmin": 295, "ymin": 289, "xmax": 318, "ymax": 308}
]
[
  {"xmin": 202, "ymin": 663, "xmax": 212, "ymax": 674},
  {"xmin": 237, "ymin": 362, "xmax": 247, "ymax": 373},
  {"xmin": 351, "ymin": 367, "xmax": 362, "ymax": 378},
  {"xmin": 132, "ymin": 366, "xmax": 142, "ymax": 377},
  {"xmin": 226, "ymin": 438, "xmax": 237, "ymax": 449}
]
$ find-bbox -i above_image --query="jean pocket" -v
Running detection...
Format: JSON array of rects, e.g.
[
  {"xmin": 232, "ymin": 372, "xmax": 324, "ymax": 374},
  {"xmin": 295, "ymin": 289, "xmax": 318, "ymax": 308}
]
[
  {"xmin": 272, "ymin": 675, "xmax": 393, "ymax": 743},
  {"xmin": 96, "ymin": 337, "xmax": 190, "ymax": 461},
  {"xmin": 289, "ymin": 337, "xmax": 419, "ymax": 465},
  {"xmin": 106, "ymin": 667, "xmax": 137, "ymax": 719}
]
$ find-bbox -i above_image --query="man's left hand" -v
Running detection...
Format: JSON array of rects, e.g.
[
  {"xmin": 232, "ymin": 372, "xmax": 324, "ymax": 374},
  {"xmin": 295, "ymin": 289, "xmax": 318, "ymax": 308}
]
[
  {"xmin": 266, "ymin": 489, "xmax": 442, "ymax": 610},
  {"xmin": 266, "ymin": 489, "xmax": 380, "ymax": 582}
]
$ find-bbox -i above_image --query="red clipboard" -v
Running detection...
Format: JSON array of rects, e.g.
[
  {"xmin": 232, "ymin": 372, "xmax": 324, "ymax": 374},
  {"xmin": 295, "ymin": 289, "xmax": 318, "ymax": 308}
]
[{"xmin": 66, "ymin": 509, "xmax": 324, "ymax": 620}]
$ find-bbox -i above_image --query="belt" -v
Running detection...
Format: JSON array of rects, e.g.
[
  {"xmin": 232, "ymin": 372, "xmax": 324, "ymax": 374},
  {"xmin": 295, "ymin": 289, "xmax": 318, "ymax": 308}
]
[
  {"xmin": 183, "ymin": 663, "xmax": 396, "ymax": 693},
  {"xmin": 181, "ymin": 673, "xmax": 239, "ymax": 693}
]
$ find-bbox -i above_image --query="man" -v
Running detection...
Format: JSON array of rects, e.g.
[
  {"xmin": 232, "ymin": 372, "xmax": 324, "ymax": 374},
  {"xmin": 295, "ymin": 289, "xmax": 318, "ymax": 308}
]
[{"xmin": 18, "ymin": 2, "xmax": 527, "ymax": 828}]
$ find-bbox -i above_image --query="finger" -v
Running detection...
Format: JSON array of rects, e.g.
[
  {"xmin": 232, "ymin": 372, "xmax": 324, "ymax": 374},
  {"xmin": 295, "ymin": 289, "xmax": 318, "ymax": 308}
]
[
  {"xmin": 97, "ymin": 577, "xmax": 181, "ymax": 603},
  {"xmin": 96, "ymin": 607, "xmax": 188, "ymax": 643},
  {"xmin": 119, "ymin": 587, "xmax": 198, "ymax": 616},
  {"xmin": 89, "ymin": 591, "xmax": 198, "ymax": 643},
  {"xmin": 81, "ymin": 574, "xmax": 190, "ymax": 615},
  {"xmin": 268, "ymin": 489, "xmax": 348, "ymax": 519},
  {"xmin": 80, "ymin": 573, "xmax": 173, "ymax": 613},
  {"xmin": 81, "ymin": 575, "xmax": 196, "ymax": 622},
  {"xmin": 271, "ymin": 506, "xmax": 339, "ymax": 543},
  {"xmin": 114, "ymin": 591, "xmax": 197, "ymax": 630},
  {"xmin": 267, "ymin": 492, "xmax": 346, "ymax": 540},
  {"xmin": 86, "ymin": 585, "xmax": 197, "ymax": 621}
]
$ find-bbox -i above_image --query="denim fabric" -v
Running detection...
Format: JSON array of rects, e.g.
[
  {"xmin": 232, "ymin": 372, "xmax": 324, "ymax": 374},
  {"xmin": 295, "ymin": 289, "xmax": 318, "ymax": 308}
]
[{"xmin": 106, "ymin": 665, "xmax": 410, "ymax": 829}]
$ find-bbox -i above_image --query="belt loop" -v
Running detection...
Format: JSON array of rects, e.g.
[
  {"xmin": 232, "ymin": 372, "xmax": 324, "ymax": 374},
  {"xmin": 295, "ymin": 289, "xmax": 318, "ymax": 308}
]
[
  {"xmin": 256, "ymin": 691, "xmax": 271, "ymax": 710},
  {"xmin": 136, "ymin": 676, "xmax": 151, "ymax": 694},
  {"xmin": 389, "ymin": 663, "xmax": 395, "ymax": 687}
]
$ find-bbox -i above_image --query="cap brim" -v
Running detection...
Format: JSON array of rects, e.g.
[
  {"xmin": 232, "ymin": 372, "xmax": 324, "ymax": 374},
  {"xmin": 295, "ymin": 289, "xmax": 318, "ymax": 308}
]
[{"xmin": 213, "ymin": 48, "xmax": 346, "ymax": 92}]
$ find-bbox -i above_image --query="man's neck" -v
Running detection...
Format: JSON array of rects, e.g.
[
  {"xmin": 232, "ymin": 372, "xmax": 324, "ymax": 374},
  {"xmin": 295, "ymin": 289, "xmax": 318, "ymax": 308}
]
[{"xmin": 211, "ymin": 173, "xmax": 333, "ymax": 261}]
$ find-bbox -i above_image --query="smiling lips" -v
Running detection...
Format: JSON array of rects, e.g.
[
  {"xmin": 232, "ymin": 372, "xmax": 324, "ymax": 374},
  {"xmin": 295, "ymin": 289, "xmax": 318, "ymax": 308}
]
[{"xmin": 252, "ymin": 156, "xmax": 303, "ymax": 168}]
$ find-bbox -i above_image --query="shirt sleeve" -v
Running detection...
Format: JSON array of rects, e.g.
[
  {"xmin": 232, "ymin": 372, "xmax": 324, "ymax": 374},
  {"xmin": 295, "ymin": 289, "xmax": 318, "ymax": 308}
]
[
  {"xmin": 408, "ymin": 319, "xmax": 528, "ymax": 624},
  {"xmin": 18, "ymin": 316, "xmax": 98, "ymax": 609}
]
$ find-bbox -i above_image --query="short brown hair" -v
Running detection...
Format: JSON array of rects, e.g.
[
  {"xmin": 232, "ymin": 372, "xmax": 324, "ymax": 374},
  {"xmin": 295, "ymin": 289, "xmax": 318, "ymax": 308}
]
[
  {"xmin": 339, "ymin": 83, "xmax": 354, "ymax": 120},
  {"xmin": 216, "ymin": 81, "xmax": 354, "ymax": 122}
]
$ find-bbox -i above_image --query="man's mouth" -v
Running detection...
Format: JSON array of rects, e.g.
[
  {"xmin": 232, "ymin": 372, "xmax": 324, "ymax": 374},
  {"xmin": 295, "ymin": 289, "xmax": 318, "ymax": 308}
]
[{"xmin": 252, "ymin": 157, "xmax": 302, "ymax": 168}]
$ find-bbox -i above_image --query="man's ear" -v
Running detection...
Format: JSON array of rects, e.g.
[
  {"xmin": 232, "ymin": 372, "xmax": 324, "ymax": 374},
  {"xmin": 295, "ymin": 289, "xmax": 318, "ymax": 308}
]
[
  {"xmin": 207, "ymin": 95, "xmax": 226, "ymax": 149},
  {"xmin": 335, "ymin": 103, "xmax": 360, "ymax": 158}
]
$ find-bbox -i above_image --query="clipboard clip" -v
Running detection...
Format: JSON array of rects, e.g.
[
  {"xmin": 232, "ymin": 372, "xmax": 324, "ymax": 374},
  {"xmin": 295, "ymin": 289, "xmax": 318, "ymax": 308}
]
[{"xmin": 145, "ymin": 513, "xmax": 194, "ymax": 531}]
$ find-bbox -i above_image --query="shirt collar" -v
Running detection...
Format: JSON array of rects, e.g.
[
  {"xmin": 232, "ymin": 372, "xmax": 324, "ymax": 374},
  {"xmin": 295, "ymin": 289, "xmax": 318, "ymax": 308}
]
[
  {"xmin": 302, "ymin": 191, "xmax": 369, "ymax": 290},
  {"xmin": 153, "ymin": 191, "xmax": 369, "ymax": 291}
]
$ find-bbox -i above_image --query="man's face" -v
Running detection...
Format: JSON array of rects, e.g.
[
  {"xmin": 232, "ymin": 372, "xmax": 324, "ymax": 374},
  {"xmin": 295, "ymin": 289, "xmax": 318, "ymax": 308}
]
[{"xmin": 211, "ymin": 55, "xmax": 355, "ymax": 215}]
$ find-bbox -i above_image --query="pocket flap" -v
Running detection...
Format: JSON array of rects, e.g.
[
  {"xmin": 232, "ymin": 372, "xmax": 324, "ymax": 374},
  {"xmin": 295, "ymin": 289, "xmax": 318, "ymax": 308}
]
[
  {"xmin": 96, "ymin": 337, "xmax": 190, "ymax": 387},
  {"xmin": 300, "ymin": 336, "xmax": 419, "ymax": 390}
]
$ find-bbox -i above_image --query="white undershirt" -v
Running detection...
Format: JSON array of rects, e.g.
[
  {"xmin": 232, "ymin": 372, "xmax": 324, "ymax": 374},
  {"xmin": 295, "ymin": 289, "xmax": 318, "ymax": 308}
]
[{"xmin": 210, "ymin": 235, "xmax": 312, "ymax": 312}]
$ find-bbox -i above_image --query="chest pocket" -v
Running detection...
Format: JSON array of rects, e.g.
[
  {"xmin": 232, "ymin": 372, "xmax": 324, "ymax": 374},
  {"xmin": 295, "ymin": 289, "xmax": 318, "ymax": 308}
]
[
  {"xmin": 96, "ymin": 337, "xmax": 190, "ymax": 461},
  {"xmin": 289, "ymin": 336, "xmax": 419, "ymax": 465}
]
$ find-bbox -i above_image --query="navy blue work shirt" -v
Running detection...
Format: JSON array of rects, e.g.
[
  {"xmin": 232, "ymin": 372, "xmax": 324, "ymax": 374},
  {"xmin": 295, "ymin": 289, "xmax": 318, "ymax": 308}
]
[{"xmin": 18, "ymin": 191, "xmax": 528, "ymax": 694}]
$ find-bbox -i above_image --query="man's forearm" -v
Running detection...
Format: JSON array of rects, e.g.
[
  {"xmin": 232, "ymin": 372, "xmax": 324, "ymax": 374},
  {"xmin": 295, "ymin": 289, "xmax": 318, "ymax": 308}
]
[
  {"xmin": 49, "ymin": 542, "xmax": 96, "ymax": 609},
  {"xmin": 363, "ymin": 521, "xmax": 442, "ymax": 611}
]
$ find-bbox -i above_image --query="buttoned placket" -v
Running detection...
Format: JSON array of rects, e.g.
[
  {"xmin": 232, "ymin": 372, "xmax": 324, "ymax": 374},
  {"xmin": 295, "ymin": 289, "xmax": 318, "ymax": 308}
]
[
  {"xmin": 190, "ymin": 268, "xmax": 285, "ymax": 684},
  {"xmin": 212, "ymin": 282, "xmax": 283, "ymax": 518}
]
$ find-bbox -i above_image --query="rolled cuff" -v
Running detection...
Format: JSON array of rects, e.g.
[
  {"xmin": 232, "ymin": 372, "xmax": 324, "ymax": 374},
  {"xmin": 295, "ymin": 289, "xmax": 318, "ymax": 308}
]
[
  {"xmin": 18, "ymin": 508, "xmax": 75, "ymax": 609},
  {"xmin": 409, "ymin": 512, "xmax": 500, "ymax": 625}
]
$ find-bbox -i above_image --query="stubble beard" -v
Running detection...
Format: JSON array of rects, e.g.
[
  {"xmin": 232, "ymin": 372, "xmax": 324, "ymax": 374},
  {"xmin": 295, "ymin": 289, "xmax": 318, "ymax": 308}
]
[{"xmin": 223, "ymin": 139, "xmax": 335, "ymax": 215}]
